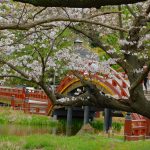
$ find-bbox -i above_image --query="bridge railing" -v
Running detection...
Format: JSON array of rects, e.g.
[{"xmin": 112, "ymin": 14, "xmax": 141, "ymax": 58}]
[
  {"xmin": 0, "ymin": 86, "xmax": 53, "ymax": 115},
  {"xmin": 124, "ymin": 113, "xmax": 150, "ymax": 141}
]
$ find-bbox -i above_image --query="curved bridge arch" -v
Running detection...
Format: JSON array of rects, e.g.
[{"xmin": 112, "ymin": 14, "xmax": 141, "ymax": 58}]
[{"xmin": 56, "ymin": 72, "xmax": 128, "ymax": 98}]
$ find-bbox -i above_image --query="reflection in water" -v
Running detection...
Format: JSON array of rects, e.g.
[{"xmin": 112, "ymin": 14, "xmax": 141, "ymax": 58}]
[
  {"xmin": 0, "ymin": 124, "xmax": 123, "ymax": 137},
  {"xmin": 0, "ymin": 124, "xmax": 53, "ymax": 136},
  {"xmin": 0, "ymin": 119, "xmax": 83, "ymax": 136}
]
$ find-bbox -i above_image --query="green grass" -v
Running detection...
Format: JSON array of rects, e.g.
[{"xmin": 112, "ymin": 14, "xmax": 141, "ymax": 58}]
[
  {"xmin": 16, "ymin": 115, "xmax": 57, "ymax": 126},
  {"xmin": 0, "ymin": 134, "xmax": 150, "ymax": 150},
  {"xmin": 0, "ymin": 107, "xmax": 57, "ymax": 127}
]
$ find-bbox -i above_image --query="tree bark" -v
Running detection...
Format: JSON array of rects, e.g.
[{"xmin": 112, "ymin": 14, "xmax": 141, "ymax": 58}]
[{"xmin": 14, "ymin": 0, "xmax": 146, "ymax": 8}]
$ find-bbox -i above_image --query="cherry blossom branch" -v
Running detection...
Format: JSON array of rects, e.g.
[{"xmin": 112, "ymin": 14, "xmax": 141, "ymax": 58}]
[
  {"xmin": 44, "ymin": 23, "xmax": 71, "ymax": 65},
  {"xmin": 0, "ymin": 57, "xmax": 38, "ymax": 84},
  {"xmin": 0, "ymin": 17, "xmax": 128, "ymax": 32},
  {"xmin": 87, "ymin": 11, "xmax": 121, "ymax": 19},
  {"xmin": 69, "ymin": 25, "xmax": 129, "ymax": 71},
  {"xmin": 130, "ymin": 61, "xmax": 150, "ymax": 92},
  {"xmin": 55, "ymin": 92, "xmax": 93, "ymax": 106},
  {"xmin": 0, "ymin": 30, "xmax": 42, "ymax": 48},
  {"xmin": 33, "ymin": 46, "xmax": 46, "ymax": 81}
]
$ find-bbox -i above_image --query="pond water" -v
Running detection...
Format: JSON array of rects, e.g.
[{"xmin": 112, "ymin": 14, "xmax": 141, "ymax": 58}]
[
  {"xmin": 0, "ymin": 124, "xmax": 55, "ymax": 136},
  {"xmin": 0, "ymin": 123, "xmax": 80, "ymax": 136},
  {"xmin": 0, "ymin": 123, "xmax": 123, "ymax": 136}
]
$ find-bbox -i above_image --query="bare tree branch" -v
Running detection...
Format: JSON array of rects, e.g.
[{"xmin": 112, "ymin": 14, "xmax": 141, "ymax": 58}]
[
  {"xmin": 87, "ymin": 11, "xmax": 121, "ymax": 19},
  {"xmin": 0, "ymin": 75, "xmax": 29, "ymax": 82},
  {"xmin": 17, "ymin": 4, "xmax": 27, "ymax": 25},
  {"xmin": 33, "ymin": 7, "xmax": 47, "ymax": 20},
  {"xmin": 146, "ymin": 4, "xmax": 150, "ymax": 15},
  {"xmin": 118, "ymin": 6, "xmax": 124, "ymax": 39}
]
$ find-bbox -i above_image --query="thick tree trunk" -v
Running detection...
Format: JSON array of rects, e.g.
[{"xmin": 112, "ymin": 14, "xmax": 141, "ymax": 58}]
[
  {"xmin": 14, "ymin": 0, "xmax": 146, "ymax": 8},
  {"xmin": 90, "ymin": 84, "xmax": 150, "ymax": 118},
  {"xmin": 54, "ymin": 82, "xmax": 150, "ymax": 118}
]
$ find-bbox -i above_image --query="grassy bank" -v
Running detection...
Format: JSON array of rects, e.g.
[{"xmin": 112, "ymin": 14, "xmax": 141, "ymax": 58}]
[
  {"xmin": 0, "ymin": 134, "xmax": 150, "ymax": 150},
  {"xmin": 0, "ymin": 107, "xmax": 56, "ymax": 126}
]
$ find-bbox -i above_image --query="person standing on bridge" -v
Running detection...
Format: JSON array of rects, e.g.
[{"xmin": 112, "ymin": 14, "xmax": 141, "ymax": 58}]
[{"xmin": 143, "ymin": 65, "xmax": 148, "ymax": 92}]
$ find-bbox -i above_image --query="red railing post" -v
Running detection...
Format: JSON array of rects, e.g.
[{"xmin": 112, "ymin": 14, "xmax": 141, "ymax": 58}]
[
  {"xmin": 124, "ymin": 113, "xmax": 132, "ymax": 141},
  {"xmin": 24, "ymin": 97, "xmax": 29, "ymax": 113},
  {"xmin": 36, "ymin": 108, "xmax": 40, "ymax": 113},
  {"xmin": 145, "ymin": 118, "xmax": 150, "ymax": 138},
  {"xmin": 11, "ymin": 95, "xmax": 15, "ymax": 109}
]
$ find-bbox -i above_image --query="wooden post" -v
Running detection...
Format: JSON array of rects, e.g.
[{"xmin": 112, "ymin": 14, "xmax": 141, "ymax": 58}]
[
  {"xmin": 53, "ymin": 114, "xmax": 57, "ymax": 120},
  {"xmin": 66, "ymin": 107, "xmax": 72, "ymax": 136},
  {"xmin": 83, "ymin": 106, "xmax": 89, "ymax": 125},
  {"xmin": 11, "ymin": 95, "xmax": 15, "ymax": 109},
  {"xmin": 22, "ymin": 87, "xmax": 26, "ymax": 110},
  {"xmin": 52, "ymin": 114, "xmax": 57, "ymax": 135},
  {"xmin": 24, "ymin": 97, "xmax": 29, "ymax": 113},
  {"xmin": 104, "ymin": 108, "xmax": 112, "ymax": 133}
]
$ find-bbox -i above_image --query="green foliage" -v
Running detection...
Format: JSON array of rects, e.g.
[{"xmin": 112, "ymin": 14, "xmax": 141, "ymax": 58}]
[
  {"xmin": 101, "ymin": 33, "xmax": 120, "ymax": 52},
  {"xmin": 105, "ymin": 34, "xmax": 118, "ymax": 46},
  {"xmin": 112, "ymin": 122, "xmax": 122, "ymax": 131},
  {"xmin": 90, "ymin": 120, "xmax": 103, "ymax": 131},
  {"xmin": 90, "ymin": 120, "xmax": 122, "ymax": 131}
]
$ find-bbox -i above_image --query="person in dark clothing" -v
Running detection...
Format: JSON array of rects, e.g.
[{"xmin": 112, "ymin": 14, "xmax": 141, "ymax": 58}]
[
  {"xmin": 144, "ymin": 76, "xmax": 148, "ymax": 91},
  {"xmin": 143, "ymin": 65, "xmax": 148, "ymax": 92}
]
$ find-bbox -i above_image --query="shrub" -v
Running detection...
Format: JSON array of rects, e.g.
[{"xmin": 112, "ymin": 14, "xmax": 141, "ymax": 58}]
[
  {"xmin": 112, "ymin": 122, "xmax": 122, "ymax": 131},
  {"xmin": 90, "ymin": 120, "xmax": 103, "ymax": 131}
]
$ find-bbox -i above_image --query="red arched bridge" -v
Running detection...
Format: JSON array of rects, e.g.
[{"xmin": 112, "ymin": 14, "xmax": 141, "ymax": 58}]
[
  {"xmin": 0, "ymin": 69, "xmax": 129, "ymax": 115},
  {"xmin": 0, "ymin": 69, "xmax": 150, "ymax": 140}
]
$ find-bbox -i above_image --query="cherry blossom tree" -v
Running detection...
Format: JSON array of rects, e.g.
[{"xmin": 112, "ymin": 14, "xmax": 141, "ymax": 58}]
[{"xmin": 0, "ymin": 0, "xmax": 150, "ymax": 118}]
